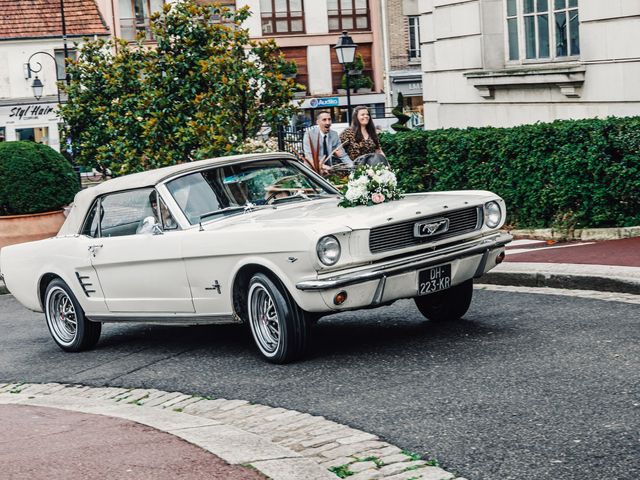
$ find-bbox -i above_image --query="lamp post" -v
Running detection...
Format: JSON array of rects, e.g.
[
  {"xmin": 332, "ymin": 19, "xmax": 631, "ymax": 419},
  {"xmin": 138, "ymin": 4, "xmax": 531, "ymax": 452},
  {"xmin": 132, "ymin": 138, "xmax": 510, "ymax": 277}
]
[
  {"xmin": 27, "ymin": 0, "xmax": 69, "ymax": 103},
  {"xmin": 334, "ymin": 31, "xmax": 357, "ymax": 124},
  {"xmin": 27, "ymin": 51, "xmax": 62, "ymax": 103}
]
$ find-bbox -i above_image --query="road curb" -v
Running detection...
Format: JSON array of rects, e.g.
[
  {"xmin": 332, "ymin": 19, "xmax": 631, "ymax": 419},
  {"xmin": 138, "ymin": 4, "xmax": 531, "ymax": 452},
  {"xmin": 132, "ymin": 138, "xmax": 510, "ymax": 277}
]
[
  {"xmin": 0, "ymin": 383, "xmax": 461, "ymax": 480},
  {"xmin": 506, "ymin": 225, "xmax": 640, "ymax": 241},
  {"xmin": 484, "ymin": 265, "xmax": 640, "ymax": 295}
]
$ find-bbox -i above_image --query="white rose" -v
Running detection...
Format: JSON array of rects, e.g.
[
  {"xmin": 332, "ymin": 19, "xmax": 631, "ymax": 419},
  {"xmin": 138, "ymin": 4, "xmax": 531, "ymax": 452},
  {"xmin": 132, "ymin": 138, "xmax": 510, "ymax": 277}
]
[
  {"xmin": 345, "ymin": 185, "xmax": 365, "ymax": 201},
  {"xmin": 356, "ymin": 175, "xmax": 369, "ymax": 186}
]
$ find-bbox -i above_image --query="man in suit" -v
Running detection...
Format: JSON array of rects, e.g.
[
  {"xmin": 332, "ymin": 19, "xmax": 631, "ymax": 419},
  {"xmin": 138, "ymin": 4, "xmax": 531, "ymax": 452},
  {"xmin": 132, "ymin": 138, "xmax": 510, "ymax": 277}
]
[{"xmin": 302, "ymin": 111, "xmax": 353, "ymax": 174}]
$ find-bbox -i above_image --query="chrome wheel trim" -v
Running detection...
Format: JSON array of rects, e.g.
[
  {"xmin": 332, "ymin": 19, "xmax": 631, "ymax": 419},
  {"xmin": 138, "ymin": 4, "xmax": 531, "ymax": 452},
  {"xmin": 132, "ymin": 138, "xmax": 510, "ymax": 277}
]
[
  {"xmin": 248, "ymin": 282, "xmax": 281, "ymax": 357},
  {"xmin": 45, "ymin": 286, "xmax": 77, "ymax": 346}
]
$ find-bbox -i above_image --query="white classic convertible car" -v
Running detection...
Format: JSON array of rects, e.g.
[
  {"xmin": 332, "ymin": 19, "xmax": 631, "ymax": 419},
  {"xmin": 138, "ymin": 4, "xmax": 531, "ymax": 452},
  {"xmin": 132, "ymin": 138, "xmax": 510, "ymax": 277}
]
[{"xmin": 0, "ymin": 153, "xmax": 511, "ymax": 363}]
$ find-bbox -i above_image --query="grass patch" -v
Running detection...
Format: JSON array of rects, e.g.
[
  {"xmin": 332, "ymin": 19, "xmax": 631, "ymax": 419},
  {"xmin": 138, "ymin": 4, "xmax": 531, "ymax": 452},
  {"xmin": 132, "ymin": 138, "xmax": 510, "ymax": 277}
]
[{"xmin": 329, "ymin": 464, "xmax": 354, "ymax": 478}]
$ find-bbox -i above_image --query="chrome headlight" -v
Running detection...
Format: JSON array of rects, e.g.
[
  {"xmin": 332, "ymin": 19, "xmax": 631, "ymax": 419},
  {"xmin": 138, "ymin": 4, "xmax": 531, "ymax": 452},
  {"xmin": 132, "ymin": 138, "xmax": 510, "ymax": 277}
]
[
  {"xmin": 484, "ymin": 201, "xmax": 502, "ymax": 228},
  {"xmin": 316, "ymin": 235, "xmax": 341, "ymax": 266}
]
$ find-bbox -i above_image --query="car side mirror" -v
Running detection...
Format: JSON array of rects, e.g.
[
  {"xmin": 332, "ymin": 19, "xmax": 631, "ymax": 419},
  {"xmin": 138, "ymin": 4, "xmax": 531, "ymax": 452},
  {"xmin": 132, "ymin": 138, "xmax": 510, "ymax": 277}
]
[{"xmin": 151, "ymin": 222, "xmax": 163, "ymax": 235}]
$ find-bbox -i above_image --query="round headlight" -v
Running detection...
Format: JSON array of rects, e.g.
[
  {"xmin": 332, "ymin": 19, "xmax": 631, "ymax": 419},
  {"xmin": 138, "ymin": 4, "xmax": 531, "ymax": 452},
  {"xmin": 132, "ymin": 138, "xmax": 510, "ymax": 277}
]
[
  {"xmin": 317, "ymin": 235, "xmax": 341, "ymax": 266},
  {"xmin": 484, "ymin": 201, "xmax": 502, "ymax": 228}
]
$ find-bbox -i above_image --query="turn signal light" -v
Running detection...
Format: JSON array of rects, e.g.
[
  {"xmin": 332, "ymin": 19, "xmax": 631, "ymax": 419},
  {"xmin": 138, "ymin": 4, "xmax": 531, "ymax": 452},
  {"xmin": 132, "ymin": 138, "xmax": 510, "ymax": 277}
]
[
  {"xmin": 496, "ymin": 251, "xmax": 506, "ymax": 264},
  {"xmin": 334, "ymin": 291, "xmax": 348, "ymax": 305}
]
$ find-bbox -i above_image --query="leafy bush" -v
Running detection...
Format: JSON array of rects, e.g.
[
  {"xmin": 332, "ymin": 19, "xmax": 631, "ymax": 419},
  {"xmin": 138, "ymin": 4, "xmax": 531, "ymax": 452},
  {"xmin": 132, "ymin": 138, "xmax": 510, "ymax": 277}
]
[
  {"xmin": 380, "ymin": 116, "xmax": 640, "ymax": 229},
  {"xmin": 0, "ymin": 141, "xmax": 79, "ymax": 216}
]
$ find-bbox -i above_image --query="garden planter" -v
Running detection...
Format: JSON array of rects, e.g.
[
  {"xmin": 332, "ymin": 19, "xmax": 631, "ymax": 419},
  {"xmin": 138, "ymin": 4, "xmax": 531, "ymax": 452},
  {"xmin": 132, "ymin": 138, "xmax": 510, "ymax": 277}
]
[{"xmin": 0, "ymin": 210, "xmax": 65, "ymax": 249}]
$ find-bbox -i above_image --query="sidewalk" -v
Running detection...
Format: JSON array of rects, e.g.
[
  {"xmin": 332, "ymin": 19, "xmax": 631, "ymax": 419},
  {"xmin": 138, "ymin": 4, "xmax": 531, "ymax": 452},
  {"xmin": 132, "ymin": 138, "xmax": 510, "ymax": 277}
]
[
  {"xmin": 0, "ymin": 383, "xmax": 459, "ymax": 480},
  {"xmin": 482, "ymin": 236, "xmax": 640, "ymax": 294}
]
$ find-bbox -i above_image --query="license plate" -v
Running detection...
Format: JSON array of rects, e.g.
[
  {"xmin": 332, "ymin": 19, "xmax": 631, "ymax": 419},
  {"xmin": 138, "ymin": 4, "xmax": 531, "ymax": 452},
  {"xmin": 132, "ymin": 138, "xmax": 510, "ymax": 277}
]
[{"xmin": 418, "ymin": 264, "xmax": 452, "ymax": 295}]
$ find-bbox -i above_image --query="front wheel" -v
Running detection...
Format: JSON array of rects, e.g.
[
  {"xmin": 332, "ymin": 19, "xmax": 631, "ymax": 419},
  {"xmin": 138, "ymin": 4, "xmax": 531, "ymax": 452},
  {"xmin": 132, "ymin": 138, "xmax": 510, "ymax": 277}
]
[
  {"xmin": 247, "ymin": 273, "xmax": 310, "ymax": 364},
  {"xmin": 414, "ymin": 279, "xmax": 473, "ymax": 322},
  {"xmin": 44, "ymin": 279, "xmax": 101, "ymax": 352}
]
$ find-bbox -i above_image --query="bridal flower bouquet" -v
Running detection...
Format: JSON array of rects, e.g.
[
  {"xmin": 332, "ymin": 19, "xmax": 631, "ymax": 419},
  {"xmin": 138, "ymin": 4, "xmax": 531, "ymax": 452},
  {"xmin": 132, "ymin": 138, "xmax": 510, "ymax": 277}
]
[{"xmin": 338, "ymin": 164, "xmax": 403, "ymax": 208}]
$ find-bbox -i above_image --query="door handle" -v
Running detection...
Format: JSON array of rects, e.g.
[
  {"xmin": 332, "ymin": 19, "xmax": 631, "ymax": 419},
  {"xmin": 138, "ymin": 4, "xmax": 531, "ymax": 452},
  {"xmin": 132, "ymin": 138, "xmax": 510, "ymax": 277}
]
[{"xmin": 88, "ymin": 244, "xmax": 103, "ymax": 257}]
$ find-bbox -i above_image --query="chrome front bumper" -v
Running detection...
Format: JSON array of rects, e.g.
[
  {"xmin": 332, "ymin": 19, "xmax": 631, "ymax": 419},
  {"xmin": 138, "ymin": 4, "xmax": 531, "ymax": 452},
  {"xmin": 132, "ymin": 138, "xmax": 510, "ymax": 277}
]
[{"xmin": 296, "ymin": 233, "xmax": 512, "ymax": 292}]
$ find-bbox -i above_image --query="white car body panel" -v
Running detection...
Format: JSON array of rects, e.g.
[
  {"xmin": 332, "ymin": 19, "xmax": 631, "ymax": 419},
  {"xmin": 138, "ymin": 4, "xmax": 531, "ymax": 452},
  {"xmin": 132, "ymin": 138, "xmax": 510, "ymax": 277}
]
[{"xmin": 0, "ymin": 153, "xmax": 511, "ymax": 325}]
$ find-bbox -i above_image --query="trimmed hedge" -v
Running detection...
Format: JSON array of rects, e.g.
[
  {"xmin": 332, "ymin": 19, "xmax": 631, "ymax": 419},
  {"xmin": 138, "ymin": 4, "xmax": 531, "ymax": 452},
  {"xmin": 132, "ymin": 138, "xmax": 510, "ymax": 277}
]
[
  {"xmin": 0, "ymin": 141, "xmax": 80, "ymax": 216},
  {"xmin": 380, "ymin": 116, "xmax": 640, "ymax": 229}
]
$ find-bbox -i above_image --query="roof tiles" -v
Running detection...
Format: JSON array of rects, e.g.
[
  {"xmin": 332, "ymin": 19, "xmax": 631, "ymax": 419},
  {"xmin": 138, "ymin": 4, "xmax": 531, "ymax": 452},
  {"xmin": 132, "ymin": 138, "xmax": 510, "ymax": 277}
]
[{"xmin": 0, "ymin": 0, "xmax": 109, "ymax": 40}]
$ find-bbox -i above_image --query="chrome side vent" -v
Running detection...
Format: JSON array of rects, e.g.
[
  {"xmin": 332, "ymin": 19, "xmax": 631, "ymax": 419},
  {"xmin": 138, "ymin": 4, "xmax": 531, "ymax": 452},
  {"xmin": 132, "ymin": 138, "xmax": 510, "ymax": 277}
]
[{"xmin": 75, "ymin": 272, "xmax": 96, "ymax": 297}]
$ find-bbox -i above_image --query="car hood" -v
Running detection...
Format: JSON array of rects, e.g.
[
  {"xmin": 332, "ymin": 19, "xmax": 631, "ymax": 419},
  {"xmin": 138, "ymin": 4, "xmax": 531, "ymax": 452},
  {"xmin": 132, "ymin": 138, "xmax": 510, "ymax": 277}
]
[{"xmin": 203, "ymin": 190, "xmax": 498, "ymax": 235}]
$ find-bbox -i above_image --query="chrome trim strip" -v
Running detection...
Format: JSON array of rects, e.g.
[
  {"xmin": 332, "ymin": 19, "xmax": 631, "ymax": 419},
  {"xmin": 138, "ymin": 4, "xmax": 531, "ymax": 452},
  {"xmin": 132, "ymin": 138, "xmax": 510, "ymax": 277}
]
[
  {"xmin": 86, "ymin": 314, "xmax": 238, "ymax": 325},
  {"xmin": 297, "ymin": 233, "xmax": 512, "ymax": 291}
]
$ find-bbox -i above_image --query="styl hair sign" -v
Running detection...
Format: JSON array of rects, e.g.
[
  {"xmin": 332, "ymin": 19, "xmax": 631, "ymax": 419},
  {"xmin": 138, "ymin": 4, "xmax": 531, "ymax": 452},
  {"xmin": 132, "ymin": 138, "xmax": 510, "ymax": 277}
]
[{"xmin": 9, "ymin": 104, "xmax": 56, "ymax": 121}]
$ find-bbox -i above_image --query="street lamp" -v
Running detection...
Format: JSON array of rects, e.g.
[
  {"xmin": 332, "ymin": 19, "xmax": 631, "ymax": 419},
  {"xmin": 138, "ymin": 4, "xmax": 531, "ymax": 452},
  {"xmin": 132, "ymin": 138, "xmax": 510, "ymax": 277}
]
[
  {"xmin": 31, "ymin": 77, "xmax": 45, "ymax": 101},
  {"xmin": 334, "ymin": 31, "xmax": 357, "ymax": 124},
  {"xmin": 27, "ymin": 52, "xmax": 62, "ymax": 104}
]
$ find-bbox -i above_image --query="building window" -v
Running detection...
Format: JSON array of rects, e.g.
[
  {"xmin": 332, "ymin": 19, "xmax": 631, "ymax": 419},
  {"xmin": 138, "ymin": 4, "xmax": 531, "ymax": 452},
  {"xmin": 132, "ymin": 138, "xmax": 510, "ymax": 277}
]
[
  {"xmin": 505, "ymin": 0, "xmax": 579, "ymax": 61},
  {"xmin": 119, "ymin": 0, "xmax": 164, "ymax": 41},
  {"xmin": 0, "ymin": 127, "xmax": 5, "ymax": 142},
  {"xmin": 54, "ymin": 49, "xmax": 77, "ymax": 81},
  {"xmin": 328, "ymin": 0, "xmax": 369, "ymax": 32},
  {"xmin": 260, "ymin": 0, "xmax": 305, "ymax": 35},
  {"xmin": 408, "ymin": 16, "xmax": 421, "ymax": 61}
]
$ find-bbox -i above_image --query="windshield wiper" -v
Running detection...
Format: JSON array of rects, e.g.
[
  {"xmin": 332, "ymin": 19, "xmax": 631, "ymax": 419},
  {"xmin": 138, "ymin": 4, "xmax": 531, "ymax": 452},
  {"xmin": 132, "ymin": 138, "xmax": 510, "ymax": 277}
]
[{"xmin": 270, "ymin": 192, "xmax": 331, "ymax": 205}]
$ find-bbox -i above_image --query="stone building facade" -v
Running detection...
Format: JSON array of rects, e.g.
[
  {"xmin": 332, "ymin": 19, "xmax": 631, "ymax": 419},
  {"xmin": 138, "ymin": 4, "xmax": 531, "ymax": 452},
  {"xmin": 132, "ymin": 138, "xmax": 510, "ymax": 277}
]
[{"xmin": 420, "ymin": 0, "xmax": 640, "ymax": 129}]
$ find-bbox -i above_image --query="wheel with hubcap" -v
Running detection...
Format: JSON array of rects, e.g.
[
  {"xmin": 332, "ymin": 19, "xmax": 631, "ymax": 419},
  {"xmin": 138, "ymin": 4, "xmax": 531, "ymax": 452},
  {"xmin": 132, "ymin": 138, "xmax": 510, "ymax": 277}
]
[
  {"xmin": 247, "ymin": 272, "xmax": 310, "ymax": 364},
  {"xmin": 414, "ymin": 279, "xmax": 474, "ymax": 322},
  {"xmin": 44, "ymin": 278, "xmax": 101, "ymax": 351}
]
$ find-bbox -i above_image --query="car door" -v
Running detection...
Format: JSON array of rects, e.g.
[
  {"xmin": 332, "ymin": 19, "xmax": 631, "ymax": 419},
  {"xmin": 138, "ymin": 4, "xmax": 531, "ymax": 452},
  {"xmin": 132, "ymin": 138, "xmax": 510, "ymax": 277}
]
[{"xmin": 84, "ymin": 188, "xmax": 194, "ymax": 313}]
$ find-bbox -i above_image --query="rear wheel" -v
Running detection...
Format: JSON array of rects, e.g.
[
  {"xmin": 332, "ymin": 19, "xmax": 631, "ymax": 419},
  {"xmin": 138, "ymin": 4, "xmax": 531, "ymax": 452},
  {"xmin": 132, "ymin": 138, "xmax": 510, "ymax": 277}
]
[
  {"xmin": 44, "ymin": 279, "xmax": 101, "ymax": 351},
  {"xmin": 247, "ymin": 273, "xmax": 310, "ymax": 364},
  {"xmin": 414, "ymin": 279, "xmax": 474, "ymax": 322}
]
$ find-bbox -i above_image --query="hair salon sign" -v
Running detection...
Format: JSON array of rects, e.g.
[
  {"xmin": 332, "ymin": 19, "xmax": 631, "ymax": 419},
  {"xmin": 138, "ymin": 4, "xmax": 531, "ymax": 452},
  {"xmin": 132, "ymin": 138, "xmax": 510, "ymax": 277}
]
[{"xmin": 7, "ymin": 104, "xmax": 57, "ymax": 121}]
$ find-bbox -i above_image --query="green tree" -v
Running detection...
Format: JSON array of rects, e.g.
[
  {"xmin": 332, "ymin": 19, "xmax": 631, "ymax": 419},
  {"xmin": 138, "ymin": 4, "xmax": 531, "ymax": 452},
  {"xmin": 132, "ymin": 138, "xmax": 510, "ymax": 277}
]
[{"xmin": 61, "ymin": 1, "xmax": 299, "ymax": 175}]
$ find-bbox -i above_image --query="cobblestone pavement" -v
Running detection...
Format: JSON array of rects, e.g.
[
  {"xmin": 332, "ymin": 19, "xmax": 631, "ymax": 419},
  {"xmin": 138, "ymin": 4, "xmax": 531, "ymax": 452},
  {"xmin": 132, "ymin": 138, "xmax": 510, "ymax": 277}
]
[{"xmin": 0, "ymin": 383, "xmax": 463, "ymax": 480}]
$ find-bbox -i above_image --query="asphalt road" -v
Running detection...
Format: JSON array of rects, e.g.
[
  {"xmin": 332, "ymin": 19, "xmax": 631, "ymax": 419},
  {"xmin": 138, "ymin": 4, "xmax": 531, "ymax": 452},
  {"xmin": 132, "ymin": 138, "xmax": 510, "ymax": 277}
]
[{"xmin": 1, "ymin": 289, "xmax": 638, "ymax": 480}]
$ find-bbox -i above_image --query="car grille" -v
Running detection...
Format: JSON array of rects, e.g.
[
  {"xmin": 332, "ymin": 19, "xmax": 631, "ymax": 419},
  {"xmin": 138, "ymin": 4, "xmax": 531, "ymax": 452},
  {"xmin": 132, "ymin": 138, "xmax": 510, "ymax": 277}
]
[{"xmin": 369, "ymin": 206, "xmax": 482, "ymax": 254}]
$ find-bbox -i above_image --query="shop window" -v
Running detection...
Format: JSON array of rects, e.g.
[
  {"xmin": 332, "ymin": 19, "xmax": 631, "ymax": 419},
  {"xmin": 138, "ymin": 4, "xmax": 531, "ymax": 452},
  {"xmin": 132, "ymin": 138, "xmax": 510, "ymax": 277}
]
[
  {"xmin": 15, "ymin": 127, "xmax": 49, "ymax": 145},
  {"xmin": 408, "ymin": 16, "xmax": 421, "ymax": 61},
  {"xmin": 505, "ymin": 0, "xmax": 579, "ymax": 61},
  {"xmin": 119, "ymin": 0, "xmax": 164, "ymax": 41},
  {"xmin": 260, "ymin": 0, "xmax": 305, "ymax": 35},
  {"xmin": 328, "ymin": 0, "xmax": 369, "ymax": 32}
]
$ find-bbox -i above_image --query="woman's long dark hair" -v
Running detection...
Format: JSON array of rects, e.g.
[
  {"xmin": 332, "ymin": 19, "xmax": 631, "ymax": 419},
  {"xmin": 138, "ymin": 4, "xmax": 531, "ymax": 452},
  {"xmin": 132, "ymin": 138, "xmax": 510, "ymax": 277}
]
[{"xmin": 350, "ymin": 106, "xmax": 379, "ymax": 146}]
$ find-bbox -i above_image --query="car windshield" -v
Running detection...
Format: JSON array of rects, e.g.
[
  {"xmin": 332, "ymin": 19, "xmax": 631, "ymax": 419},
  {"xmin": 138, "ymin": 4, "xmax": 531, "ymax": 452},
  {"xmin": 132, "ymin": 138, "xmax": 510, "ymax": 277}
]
[{"xmin": 166, "ymin": 158, "xmax": 338, "ymax": 225}]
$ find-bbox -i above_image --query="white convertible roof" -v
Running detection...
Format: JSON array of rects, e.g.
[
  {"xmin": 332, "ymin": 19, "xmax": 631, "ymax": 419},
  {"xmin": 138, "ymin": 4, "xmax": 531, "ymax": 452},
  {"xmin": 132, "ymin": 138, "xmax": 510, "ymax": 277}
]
[{"xmin": 59, "ymin": 152, "xmax": 298, "ymax": 236}]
